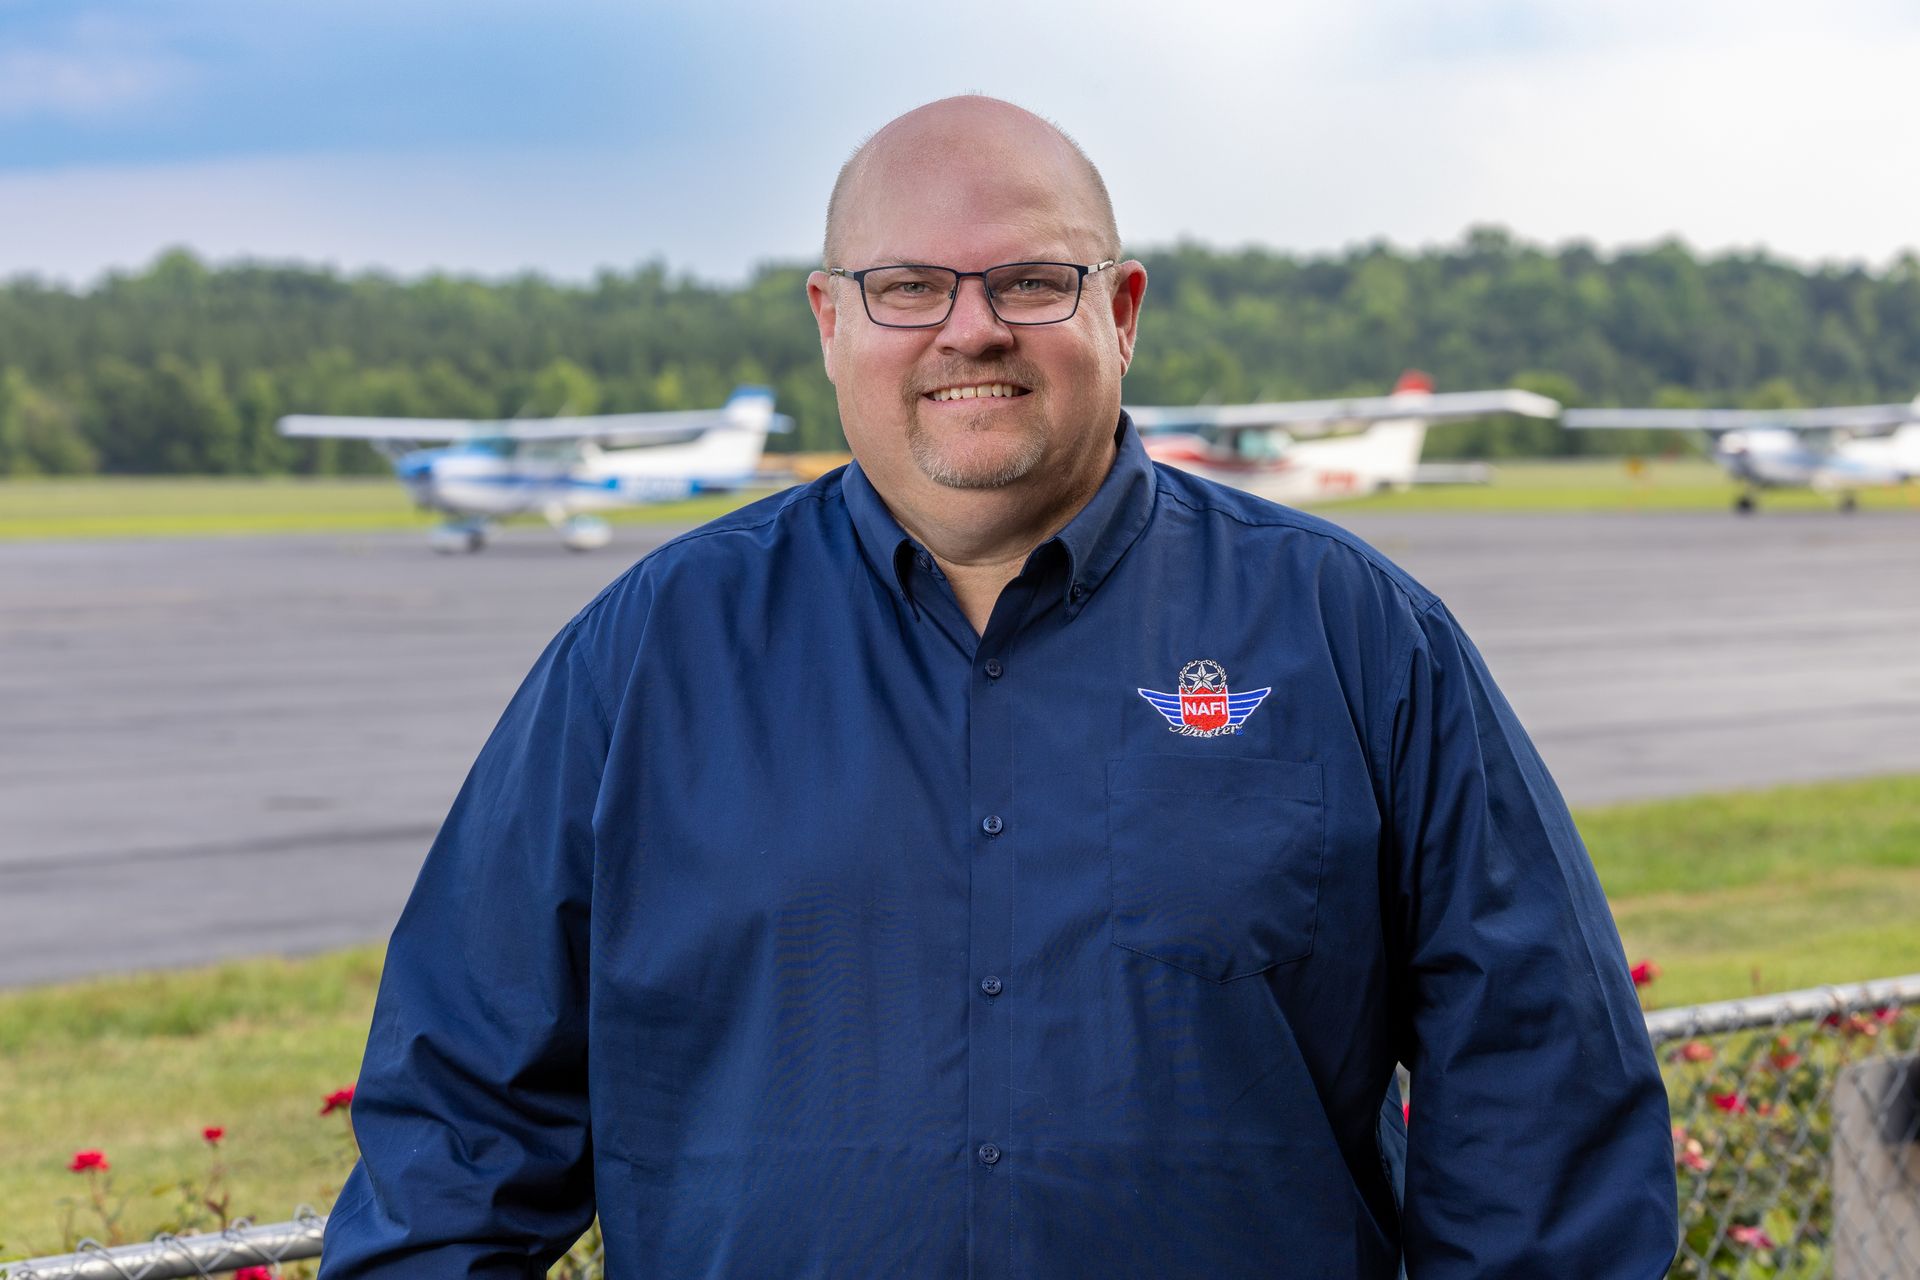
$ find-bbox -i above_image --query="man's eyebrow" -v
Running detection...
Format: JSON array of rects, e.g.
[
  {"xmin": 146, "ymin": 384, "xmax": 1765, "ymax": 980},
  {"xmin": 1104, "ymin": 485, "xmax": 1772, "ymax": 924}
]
[{"xmin": 844, "ymin": 250, "xmax": 1081, "ymax": 267}]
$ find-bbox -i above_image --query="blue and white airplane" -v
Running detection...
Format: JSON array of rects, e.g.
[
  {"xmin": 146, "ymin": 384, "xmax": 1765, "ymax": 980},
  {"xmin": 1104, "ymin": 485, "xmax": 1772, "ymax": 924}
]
[
  {"xmin": 1564, "ymin": 399, "xmax": 1920, "ymax": 513},
  {"xmin": 279, "ymin": 386, "xmax": 790, "ymax": 551}
]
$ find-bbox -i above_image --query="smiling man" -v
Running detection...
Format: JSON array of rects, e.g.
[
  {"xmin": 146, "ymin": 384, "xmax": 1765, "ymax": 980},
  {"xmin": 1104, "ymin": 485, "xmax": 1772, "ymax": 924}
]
[{"xmin": 321, "ymin": 97, "xmax": 1677, "ymax": 1279}]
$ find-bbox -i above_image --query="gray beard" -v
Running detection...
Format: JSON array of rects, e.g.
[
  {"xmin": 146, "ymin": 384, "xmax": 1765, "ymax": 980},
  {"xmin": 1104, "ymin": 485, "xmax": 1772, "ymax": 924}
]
[{"xmin": 907, "ymin": 425, "xmax": 1048, "ymax": 490}]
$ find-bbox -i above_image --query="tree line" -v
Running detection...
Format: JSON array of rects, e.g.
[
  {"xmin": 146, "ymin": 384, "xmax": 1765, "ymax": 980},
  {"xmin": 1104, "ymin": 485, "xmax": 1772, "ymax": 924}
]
[{"xmin": 2, "ymin": 226, "xmax": 1917, "ymax": 476}]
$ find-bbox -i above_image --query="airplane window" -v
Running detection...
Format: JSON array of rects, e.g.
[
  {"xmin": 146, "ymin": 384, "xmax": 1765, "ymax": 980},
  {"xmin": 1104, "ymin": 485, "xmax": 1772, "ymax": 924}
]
[{"xmin": 1239, "ymin": 430, "xmax": 1288, "ymax": 462}]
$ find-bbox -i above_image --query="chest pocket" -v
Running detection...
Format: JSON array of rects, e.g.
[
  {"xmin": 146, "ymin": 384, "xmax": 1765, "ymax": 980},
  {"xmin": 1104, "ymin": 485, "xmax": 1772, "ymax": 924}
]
[{"xmin": 1107, "ymin": 755, "xmax": 1324, "ymax": 983}]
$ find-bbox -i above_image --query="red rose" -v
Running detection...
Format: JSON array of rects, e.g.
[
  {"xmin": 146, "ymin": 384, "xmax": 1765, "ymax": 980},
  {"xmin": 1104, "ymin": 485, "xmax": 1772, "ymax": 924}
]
[
  {"xmin": 203, "ymin": 1125, "xmax": 225, "ymax": 1145},
  {"xmin": 1630, "ymin": 960, "xmax": 1660, "ymax": 987},
  {"xmin": 1728, "ymin": 1224, "xmax": 1777, "ymax": 1249},
  {"xmin": 1670, "ymin": 1040, "xmax": 1715, "ymax": 1064},
  {"xmin": 1711, "ymin": 1092, "xmax": 1748, "ymax": 1115},
  {"xmin": 234, "ymin": 1268, "xmax": 274, "ymax": 1280},
  {"xmin": 321, "ymin": 1085, "xmax": 356, "ymax": 1116},
  {"xmin": 1768, "ymin": 1038, "xmax": 1802, "ymax": 1071},
  {"xmin": 68, "ymin": 1149, "xmax": 109, "ymax": 1173}
]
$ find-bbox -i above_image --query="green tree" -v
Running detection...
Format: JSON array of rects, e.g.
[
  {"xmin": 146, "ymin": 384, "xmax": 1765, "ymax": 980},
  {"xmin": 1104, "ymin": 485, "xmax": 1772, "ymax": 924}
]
[{"xmin": 0, "ymin": 368, "xmax": 97, "ymax": 475}]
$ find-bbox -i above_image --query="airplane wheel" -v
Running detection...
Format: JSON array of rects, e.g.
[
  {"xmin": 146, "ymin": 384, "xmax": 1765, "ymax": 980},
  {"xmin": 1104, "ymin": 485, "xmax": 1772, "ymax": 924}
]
[
  {"xmin": 1838, "ymin": 494, "xmax": 1859, "ymax": 514},
  {"xmin": 1734, "ymin": 494, "xmax": 1756, "ymax": 515},
  {"xmin": 562, "ymin": 516, "xmax": 612, "ymax": 552},
  {"xmin": 430, "ymin": 525, "xmax": 488, "ymax": 554}
]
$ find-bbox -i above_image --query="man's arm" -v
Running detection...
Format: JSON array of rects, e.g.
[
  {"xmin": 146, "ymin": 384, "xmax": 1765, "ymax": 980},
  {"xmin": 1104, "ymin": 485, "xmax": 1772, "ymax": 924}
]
[
  {"xmin": 320, "ymin": 620, "xmax": 609, "ymax": 1278},
  {"xmin": 1378, "ymin": 600, "xmax": 1677, "ymax": 1277}
]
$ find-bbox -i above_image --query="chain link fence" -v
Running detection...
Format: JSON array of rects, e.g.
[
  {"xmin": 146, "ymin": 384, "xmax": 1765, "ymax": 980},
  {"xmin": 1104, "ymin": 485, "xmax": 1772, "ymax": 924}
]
[
  {"xmin": 0, "ymin": 1211, "xmax": 325, "ymax": 1279},
  {"xmin": 6, "ymin": 976, "xmax": 1918, "ymax": 1279},
  {"xmin": 1649, "ymin": 973, "xmax": 1920, "ymax": 1278}
]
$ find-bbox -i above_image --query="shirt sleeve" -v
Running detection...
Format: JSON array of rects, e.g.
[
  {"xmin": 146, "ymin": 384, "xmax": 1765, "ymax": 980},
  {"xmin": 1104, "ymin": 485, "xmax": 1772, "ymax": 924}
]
[
  {"xmin": 1379, "ymin": 600, "xmax": 1677, "ymax": 1278},
  {"xmin": 319, "ymin": 619, "xmax": 609, "ymax": 1279}
]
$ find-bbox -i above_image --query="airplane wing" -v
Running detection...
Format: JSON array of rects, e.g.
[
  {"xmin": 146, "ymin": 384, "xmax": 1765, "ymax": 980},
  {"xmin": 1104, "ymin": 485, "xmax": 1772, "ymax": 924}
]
[
  {"xmin": 276, "ymin": 415, "xmax": 491, "ymax": 443},
  {"xmin": 278, "ymin": 406, "xmax": 792, "ymax": 445},
  {"xmin": 1127, "ymin": 388, "xmax": 1560, "ymax": 435},
  {"xmin": 1564, "ymin": 403, "xmax": 1920, "ymax": 433}
]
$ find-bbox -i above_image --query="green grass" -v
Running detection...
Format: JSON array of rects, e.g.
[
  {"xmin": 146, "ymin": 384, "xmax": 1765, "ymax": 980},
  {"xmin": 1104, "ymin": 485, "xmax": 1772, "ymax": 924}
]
[
  {"xmin": 0, "ymin": 949, "xmax": 383, "ymax": 1257},
  {"xmin": 2, "ymin": 461, "xmax": 1915, "ymax": 541},
  {"xmin": 1585, "ymin": 775, "xmax": 1920, "ymax": 1007},
  {"xmin": 0, "ymin": 476, "xmax": 760, "ymax": 540},
  {"xmin": 2, "ymin": 775, "xmax": 1917, "ymax": 1255}
]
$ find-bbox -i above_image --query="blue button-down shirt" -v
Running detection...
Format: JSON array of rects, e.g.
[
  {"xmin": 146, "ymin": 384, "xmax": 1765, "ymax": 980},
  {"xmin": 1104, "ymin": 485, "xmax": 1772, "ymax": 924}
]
[{"xmin": 323, "ymin": 417, "xmax": 1677, "ymax": 1279}]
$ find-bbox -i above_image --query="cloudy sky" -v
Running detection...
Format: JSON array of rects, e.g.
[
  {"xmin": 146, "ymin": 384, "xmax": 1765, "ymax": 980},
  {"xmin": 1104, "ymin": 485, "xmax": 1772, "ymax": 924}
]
[{"xmin": 4, "ymin": 0, "xmax": 1919, "ymax": 286}]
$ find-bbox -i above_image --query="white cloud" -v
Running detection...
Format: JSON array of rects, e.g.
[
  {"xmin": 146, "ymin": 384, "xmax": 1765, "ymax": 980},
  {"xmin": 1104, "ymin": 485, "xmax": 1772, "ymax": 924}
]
[{"xmin": 0, "ymin": 13, "xmax": 192, "ymax": 121}]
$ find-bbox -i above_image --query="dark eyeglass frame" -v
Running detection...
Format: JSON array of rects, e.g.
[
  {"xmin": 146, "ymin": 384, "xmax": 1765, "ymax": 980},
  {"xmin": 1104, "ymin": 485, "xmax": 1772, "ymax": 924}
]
[{"xmin": 826, "ymin": 259, "xmax": 1117, "ymax": 329}]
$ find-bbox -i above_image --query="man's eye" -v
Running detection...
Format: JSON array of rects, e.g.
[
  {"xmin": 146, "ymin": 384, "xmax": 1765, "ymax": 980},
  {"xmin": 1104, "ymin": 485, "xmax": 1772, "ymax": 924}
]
[
  {"xmin": 884, "ymin": 281, "xmax": 933, "ymax": 297},
  {"xmin": 1000, "ymin": 276, "xmax": 1068, "ymax": 296}
]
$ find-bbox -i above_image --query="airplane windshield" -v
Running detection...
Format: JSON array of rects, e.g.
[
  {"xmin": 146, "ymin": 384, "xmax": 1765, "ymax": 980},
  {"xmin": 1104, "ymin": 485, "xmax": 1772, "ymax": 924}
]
[{"xmin": 1236, "ymin": 430, "xmax": 1292, "ymax": 461}]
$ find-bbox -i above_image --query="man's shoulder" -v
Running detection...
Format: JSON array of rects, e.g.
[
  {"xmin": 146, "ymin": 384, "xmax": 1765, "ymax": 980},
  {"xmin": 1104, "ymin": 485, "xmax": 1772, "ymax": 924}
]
[
  {"xmin": 1148, "ymin": 463, "xmax": 1439, "ymax": 615},
  {"xmin": 649, "ymin": 471, "xmax": 849, "ymax": 565},
  {"xmin": 556, "ymin": 471, "xmax": 845, "ymax": 641}
]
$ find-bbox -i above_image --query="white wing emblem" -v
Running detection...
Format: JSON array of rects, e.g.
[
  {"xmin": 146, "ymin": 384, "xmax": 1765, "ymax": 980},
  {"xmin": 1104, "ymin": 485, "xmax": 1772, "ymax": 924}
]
[{"xmin": 1136, "ymin": 660, "xmax": 1271, "ymax": 738}]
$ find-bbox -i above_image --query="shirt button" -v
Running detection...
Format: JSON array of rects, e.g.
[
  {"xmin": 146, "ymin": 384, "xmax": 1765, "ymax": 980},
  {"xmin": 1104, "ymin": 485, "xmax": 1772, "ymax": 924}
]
[
  {"xmin": 1069, "ymin": 582, "xmax": 1087, "ymax": 602},
  {"xmin": 983, "ymin": 658, "xmax": 1004, "ymax": 679},
  {"xmin": 981, "ymin": 815, "xmax": 1003, "ymax": 836},
  {"xmin": 980, "ymin": 975, "xmax": 1003, "ymax": 997},
  {"xmin": 977, "ymin": 1143, "xmax": 1002, "ymax": 1166}
]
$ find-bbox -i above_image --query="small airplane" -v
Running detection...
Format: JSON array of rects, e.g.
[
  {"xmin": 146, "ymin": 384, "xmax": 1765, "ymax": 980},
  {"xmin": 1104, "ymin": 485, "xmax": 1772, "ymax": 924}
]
[
  {"xmin": 1126, "ymin": 371, "xmax": 1561, "ymax": 505},
  {"xmin": 278, "ymin": 386, "xmax": 790, "ymax": 551},
  {"xmin": 1562, "ymin": 399, "xmax": 1920, "ymax": 512}
]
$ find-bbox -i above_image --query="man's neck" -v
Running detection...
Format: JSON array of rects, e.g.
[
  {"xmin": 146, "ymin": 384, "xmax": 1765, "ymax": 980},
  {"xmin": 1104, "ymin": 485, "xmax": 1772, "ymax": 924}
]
[{"xmin": 885, "ymin": 441, "xmax": 1115, "ymax": 636}]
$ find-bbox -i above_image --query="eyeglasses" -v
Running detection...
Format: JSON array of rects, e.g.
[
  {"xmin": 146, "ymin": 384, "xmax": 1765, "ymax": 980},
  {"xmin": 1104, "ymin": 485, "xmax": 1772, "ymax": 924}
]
[{"xmin": 827, "ymin": 260, "xmax": 1116, "ymax": 328}]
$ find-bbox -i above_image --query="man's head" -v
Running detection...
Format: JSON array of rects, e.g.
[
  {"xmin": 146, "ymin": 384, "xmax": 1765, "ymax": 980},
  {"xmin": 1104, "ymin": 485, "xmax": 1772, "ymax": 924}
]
[{"xmin": 807, "ymin": 97, "xmax": 1146, "ymax": 526}]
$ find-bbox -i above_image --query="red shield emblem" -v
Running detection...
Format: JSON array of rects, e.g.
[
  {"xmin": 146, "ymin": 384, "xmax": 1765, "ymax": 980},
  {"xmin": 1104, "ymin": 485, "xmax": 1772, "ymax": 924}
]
[{"xmin": 1179, "ymin": 688, "xmax": 1230, "ymax": 732}]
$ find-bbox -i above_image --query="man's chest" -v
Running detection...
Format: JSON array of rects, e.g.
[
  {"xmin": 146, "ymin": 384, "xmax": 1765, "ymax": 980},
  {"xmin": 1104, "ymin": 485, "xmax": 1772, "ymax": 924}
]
[{"xmin": 590, "ymin": 601, "xmax": 1386, "ymax": 989}]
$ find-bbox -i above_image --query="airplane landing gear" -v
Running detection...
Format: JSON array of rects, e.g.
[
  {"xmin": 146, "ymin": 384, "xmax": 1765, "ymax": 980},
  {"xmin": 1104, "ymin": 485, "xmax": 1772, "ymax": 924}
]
[
  {"xmin": 1838, "ymin": 492, "xmax": 1859, "ymax": 513},
  {"xmin": 430, "ymin": 522, "xmax": 489, "ymax": 554},
  {"xmin": 561, "ymin": 515, "xmax": 612, "ymax": 552},
  {"xmin": 1734, "ymin": 492, "xmax": 1757, "ymax": 515}
]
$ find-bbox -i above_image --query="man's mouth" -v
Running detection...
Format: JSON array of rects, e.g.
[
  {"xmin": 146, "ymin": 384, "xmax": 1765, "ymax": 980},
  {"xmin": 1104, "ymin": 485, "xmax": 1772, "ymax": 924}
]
[{"xmin": 924, "ymin": 382, "xmax": 1032, "ymax": 402}]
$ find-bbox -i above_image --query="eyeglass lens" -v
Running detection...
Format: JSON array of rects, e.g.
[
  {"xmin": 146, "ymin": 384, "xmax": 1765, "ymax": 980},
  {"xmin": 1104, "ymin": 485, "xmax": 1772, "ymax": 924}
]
[{"xmin": 861, "ymin": 264, "xmax": 1082, "ymax": 326}]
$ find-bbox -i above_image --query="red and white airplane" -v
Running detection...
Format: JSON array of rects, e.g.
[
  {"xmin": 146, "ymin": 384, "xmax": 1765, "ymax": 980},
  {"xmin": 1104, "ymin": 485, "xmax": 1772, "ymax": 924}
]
[{"xmin": 1127, "ymin": 372, "xmax": 1561, "ymax": 505}]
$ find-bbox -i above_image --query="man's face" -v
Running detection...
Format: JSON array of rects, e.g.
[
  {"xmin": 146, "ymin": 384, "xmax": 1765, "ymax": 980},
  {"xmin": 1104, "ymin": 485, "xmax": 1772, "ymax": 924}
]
[{"xmin": 808, "ymin": 132, "xmax": 1144, "ymax": 500}]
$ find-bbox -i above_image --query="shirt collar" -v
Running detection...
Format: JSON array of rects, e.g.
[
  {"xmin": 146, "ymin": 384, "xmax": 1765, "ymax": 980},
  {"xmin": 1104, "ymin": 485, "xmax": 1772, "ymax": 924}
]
[{"xmin": 841, "ymin": 412, "xmax": 1157, "ymax": 620}]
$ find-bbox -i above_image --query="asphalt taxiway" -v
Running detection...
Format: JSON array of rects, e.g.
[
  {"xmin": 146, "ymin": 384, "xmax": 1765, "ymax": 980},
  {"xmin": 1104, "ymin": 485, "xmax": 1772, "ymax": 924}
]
[{"xmin": 3, "ymin": 510, "xmax": 1916, "ymax": 985}]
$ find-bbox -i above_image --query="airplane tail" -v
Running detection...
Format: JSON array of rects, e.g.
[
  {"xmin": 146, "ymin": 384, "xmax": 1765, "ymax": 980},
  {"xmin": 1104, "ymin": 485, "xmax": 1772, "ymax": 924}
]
[
  {"xmin": 1367, "ymin": 369, "xmax": 1435, "ymax": 486},
  {"xmin": 1893, "ymin": 423, "xmax": 1920, "ymax": 476},
  {"xmin": 690, "ymin": 385, "xmax": 778, "ymax": 480}
]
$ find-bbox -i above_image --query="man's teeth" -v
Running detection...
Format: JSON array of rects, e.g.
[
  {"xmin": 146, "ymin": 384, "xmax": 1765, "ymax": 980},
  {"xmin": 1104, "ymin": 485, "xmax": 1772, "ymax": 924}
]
[{"xmin": 929, "ymin": 384, "xmax": 1024, "ymax": 401}]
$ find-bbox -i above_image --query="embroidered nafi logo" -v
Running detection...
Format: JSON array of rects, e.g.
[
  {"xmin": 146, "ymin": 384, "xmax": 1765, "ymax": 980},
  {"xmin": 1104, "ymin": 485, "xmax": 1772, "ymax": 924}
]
[{"xmin": 1137, "ymin": 659, "xmax": 1271, "ymax": 737}]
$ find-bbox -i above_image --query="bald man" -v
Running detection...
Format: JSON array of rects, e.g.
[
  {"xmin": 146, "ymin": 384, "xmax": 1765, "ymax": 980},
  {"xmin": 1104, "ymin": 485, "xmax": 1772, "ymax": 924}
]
[{"xmin": 322, "ymin": 97, "xmax": 1677, "ymax": 1278}]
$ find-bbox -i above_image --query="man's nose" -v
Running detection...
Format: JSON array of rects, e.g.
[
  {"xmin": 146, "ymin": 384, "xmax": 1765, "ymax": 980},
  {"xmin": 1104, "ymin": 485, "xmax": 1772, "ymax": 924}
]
[{"xmin": 935, "ymin": 276, "xmax": 1014, "ymax": 355}]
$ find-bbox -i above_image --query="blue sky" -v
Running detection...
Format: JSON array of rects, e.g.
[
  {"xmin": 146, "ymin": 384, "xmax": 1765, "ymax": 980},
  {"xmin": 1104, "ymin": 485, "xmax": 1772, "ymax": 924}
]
[{"xmin": 4, "ymin": 0, "xmax": 1919, "ymax": 284}]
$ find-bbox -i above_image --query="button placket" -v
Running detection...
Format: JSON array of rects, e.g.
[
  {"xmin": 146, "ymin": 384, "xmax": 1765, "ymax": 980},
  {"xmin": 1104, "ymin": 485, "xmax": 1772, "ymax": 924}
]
[{"xmin": 963, "ymin": 575, "xmax": 1030, "ymax": 1277}]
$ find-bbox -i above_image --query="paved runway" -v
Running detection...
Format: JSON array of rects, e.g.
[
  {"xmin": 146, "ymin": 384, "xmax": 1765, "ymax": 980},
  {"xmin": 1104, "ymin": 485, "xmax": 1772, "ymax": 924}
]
[{"xmin": 3, "ymin": 510, "xmax": 1917, "ymax": 986}]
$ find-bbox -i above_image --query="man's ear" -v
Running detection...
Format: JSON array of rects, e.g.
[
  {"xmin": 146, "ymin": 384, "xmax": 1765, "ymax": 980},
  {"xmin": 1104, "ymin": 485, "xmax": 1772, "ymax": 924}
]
[
  {"xmin": 1108, "ymin": 261, "xmax": 1147, "ymax": 374},
  {"xmin": 806, "ymin": 271, "xmax": 838, "ymax": 384}
]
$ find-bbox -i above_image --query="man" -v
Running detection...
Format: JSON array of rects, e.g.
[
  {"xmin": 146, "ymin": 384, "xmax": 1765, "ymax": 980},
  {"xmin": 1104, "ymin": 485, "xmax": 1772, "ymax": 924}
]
[{"xmin": 322, "ymin": 97, "xmax": 1678, "ymax": 1277}]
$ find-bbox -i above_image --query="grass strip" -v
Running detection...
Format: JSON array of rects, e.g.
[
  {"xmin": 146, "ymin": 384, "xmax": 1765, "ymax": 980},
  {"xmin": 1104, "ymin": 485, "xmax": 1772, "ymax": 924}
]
[
  {"xmin": 0, "ymin": 477, "xmax": 760, "ymax": 540},
  {"xmin": 3, "ymin": 462, "xmax": 1916, "ymax": 541},
  {"xmin": 2, "ymin": 775, "xmax": 1917, "ymax": 1253}
]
